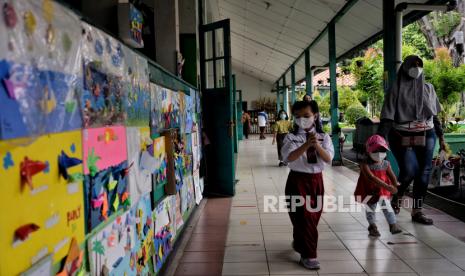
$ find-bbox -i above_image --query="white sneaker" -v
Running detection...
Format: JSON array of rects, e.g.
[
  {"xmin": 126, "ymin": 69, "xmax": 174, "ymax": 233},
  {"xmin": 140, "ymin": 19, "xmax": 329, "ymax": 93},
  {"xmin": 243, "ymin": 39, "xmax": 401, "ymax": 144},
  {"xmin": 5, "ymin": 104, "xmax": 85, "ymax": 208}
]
[{"xmin": 300, "ymin": 258, "xmax": 320, "ymax": 270}]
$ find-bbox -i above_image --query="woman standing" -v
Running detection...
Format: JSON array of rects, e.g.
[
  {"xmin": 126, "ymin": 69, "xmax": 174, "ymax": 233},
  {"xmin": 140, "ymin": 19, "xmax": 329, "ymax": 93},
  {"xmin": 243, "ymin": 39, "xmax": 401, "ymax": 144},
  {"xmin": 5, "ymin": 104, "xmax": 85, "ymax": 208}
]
[
  {"xmin": 281, "ymin": 100, "xmax": 334, "ymax": 270},
  {"xmin": 379, "ymin": 55, "xmax": 446, "ymax": 225},
  {"xmin": 272, "ymin": 110, "xmax": 292, "ymax": 166}
]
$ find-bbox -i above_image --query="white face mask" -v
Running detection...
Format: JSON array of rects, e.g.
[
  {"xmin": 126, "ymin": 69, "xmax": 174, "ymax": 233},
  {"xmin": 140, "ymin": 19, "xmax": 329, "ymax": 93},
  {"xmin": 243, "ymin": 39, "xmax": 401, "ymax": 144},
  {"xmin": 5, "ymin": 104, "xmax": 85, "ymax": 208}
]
[
  {"xmin": 280, "ymin": 114, "xmax": 286, "ymax": 120},
  {"xmin": 369, "ymin": 152, "xmax": 387, "ymax": 162},
  {"xmin": 295, "ymin": 116, "xmax": 314, "ymax": 130},
  {"xmin": 408, "ymin": 67, "xmax": 423, "ymax": 79}
]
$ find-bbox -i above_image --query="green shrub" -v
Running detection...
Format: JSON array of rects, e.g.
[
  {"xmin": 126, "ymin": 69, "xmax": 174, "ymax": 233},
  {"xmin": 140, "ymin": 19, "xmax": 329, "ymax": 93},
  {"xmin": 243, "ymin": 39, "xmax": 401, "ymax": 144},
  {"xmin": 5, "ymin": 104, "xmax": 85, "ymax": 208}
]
[{"xmin": 345, "ymin": 104, "xmax": 369, "ymax": 125}]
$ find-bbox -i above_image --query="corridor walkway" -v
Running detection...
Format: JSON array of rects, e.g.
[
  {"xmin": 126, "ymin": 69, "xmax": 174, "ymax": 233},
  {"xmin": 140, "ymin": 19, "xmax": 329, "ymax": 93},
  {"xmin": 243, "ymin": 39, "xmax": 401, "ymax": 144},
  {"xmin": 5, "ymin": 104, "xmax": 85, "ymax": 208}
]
[{"xmin": 220, "ymin": 137, "xmax": 465, "ymax": 275}]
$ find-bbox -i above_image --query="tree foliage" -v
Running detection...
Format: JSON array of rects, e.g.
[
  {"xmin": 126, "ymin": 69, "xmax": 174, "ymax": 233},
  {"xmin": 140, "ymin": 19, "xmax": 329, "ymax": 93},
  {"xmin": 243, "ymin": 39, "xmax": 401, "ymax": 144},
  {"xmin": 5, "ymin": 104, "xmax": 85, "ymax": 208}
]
[{"xmin": 345, "ymin": 104, "xmax": 369, "ymax": 125}]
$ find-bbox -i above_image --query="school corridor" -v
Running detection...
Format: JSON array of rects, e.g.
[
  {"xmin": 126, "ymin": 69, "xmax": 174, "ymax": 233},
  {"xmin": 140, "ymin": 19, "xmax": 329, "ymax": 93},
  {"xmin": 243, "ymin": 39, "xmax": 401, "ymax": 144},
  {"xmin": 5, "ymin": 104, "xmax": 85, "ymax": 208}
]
[{"xmin": 175, "ymin": 136, "xmax": 465, "ymax": 276}]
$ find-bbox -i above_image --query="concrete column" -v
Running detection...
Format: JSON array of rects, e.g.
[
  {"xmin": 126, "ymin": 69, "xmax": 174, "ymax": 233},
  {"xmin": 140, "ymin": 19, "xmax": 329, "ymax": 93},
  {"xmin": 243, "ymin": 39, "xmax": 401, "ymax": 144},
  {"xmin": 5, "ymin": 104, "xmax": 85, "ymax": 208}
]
[
  {"xmin": 328, "ymin": 20, "xmax": 342, "ymax": 165},
  {"xmin": 305, "ymin": 49, "xmax": 313, "ymax": 97},
  {"xmin": 154, "ymin": 0, "xmax": 180, "ymax": 74},
  {"xmin": 291, "ymin": 65, "xmax": 296, "ymax": 104},
  {"xmin": 383, "ymin": 0, "xmax": 397, "ymax": 92}
]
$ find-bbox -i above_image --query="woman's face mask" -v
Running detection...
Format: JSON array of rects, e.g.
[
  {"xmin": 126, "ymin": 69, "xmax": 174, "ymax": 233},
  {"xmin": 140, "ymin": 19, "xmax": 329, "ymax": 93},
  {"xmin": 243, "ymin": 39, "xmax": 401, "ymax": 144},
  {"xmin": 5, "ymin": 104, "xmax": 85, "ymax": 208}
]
[
  {"xmin": 369, "ymin": 152, "xmax": 387, "ymax": 162},
  {"xmin": 295, "ymin": 116, "xmax": 314, "ymax": 130},
  {"xmin": 408, "ymin": 67, "xmax": 423, "ymax": 79},
  {"xmin": 280, "ymin": 114, "xmax": 286, "ymax": 120}
]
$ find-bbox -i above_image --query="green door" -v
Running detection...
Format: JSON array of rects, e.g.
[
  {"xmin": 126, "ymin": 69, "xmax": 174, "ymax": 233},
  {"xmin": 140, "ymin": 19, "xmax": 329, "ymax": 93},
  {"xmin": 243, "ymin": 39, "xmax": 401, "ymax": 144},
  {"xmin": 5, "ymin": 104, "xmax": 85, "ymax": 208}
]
[{"xmin": 200, "ymin": 19, "xmax": 235, "ymax": 196}]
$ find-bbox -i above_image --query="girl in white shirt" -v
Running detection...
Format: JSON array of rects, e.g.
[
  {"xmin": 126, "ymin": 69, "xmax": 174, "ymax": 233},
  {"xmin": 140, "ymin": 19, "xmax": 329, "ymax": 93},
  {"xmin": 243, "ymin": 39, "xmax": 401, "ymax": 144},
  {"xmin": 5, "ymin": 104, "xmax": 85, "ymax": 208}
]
[{"xmin": 281, "ymin": 100, "xmax": 334, "ymax": 270}]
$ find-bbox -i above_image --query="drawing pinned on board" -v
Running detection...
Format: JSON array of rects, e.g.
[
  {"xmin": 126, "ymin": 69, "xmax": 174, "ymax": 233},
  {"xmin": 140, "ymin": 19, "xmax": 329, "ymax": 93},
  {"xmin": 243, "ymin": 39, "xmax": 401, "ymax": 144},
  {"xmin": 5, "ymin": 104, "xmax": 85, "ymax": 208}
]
[
  {"xmin": 20, "ymin": 157, "xmax": 47, "ymax": 192},
  {"xmin": 86, "ymin": 149, "xmax": 101, "ymax": 177},
  {"xmin": 14, "ymin": 223, "xmax": 40, "ymax": 242},
  {"xmin": 58, "ymin": 150, "xmax": 82, "ymax": 180}
]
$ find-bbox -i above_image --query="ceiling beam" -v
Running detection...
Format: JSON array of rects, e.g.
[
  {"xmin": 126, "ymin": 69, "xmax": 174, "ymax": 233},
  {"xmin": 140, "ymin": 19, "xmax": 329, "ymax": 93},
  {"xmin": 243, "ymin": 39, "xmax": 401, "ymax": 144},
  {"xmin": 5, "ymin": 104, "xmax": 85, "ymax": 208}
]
[{"xmin": 276, "ymin": 0, "xmax": 359, "ymax": 83}]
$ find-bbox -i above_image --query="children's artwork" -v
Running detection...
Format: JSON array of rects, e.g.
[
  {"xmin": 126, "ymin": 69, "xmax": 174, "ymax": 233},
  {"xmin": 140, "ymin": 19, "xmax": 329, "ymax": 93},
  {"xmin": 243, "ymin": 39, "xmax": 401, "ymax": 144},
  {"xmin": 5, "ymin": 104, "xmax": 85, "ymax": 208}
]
[
  {"xmin": 0, "ymin": 131, "xmax": 85, "ymax": 276},
  {"xmin": 0, "ymin": 0, "xmax": 83, "ymax": 140},
  {"xmin": 0, "ymin": 61, "xmax": 82, "ymax": 140},
  {"xmin": 87, "ymin": 210, "xmax": 134, "ymax": 276},
  {"xmin": 82, "ymin": 126, "xmax": 129, "ymax": 231},
  {"xmin": 124, "ymin": 51, "xmax": 150, "ymax": 126},
  {"xmin": 180, "ymin": 182, "xmax": 188, "ymax": 215},
  {"xmin": 175, "ymin": 192, "xmax": 184, "ymax": 231},
  {"xmin": 150, "ymin": 83, "xmax": 164, "ymax": 134},
  {"xmin": 183, "ymin": 134, "xmax": 193, "ymax": 174},
  {"xmin": 81, "ymin": 22, "xmax": 126, "ymax": 77},
  {"xmin": 126, "ymin": 127, "xmax": 153, "ymax": 207},
  {"xmin": 81, "ymin": 62, "xmax": 125, "ymax": 128},
  {"xmin": 153, "ymin": 197, "xmax": 174, "ymax": 273},
  {"xmin": 185, "ymin": 175, "xmax": 195, "ymax": 210},
  {"xmin": 181, "ymin": 94, "xmax": 194, "ymax": 134},
  {"xmin": 193, "ymin": 171, "xmax": 202, "ymax": 205},
  {"xmin": 192, "ymin": 131, "xmax": 201, "ymax": 172},
  {"xmin": 153, "ymin": 136, "xmax": 167, "ymax": 188},
  {"xmin": 170, "ymin": 91, "xmax": 180, "ymax": 129},
  {"xmin": 130, "ymin": 194, "xmax": 153, "ymax": 275}
]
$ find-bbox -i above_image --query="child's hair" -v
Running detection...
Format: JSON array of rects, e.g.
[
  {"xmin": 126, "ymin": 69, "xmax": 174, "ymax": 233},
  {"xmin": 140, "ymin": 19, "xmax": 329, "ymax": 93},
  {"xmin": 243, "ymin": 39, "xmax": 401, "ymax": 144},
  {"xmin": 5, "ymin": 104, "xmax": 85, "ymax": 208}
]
[
  {"xmin": 291, "ymin": 100, "xmax": 324, "ymax": 134},
  {"xmin": 277, "ymin": 109, "xmax": 288, "ymax": 120}
]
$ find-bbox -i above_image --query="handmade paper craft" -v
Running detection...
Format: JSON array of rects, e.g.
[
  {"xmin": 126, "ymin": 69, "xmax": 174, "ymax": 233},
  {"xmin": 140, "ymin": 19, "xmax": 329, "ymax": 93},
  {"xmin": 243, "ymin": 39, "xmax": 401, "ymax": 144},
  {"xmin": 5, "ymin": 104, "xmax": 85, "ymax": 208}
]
[
  {"xmin": 0, "ymin": 0, "xmax": 82, "ymax": 140},
  {"xmin": 175, "ymin": 192, "xmax": 184, "ymax": 231},
  {"xmin": 87, "ymin": 210, "xmax": 135, "ymax": 276},
  {"xmin": 83, "ymin": 126, "xmax": 129, "ymax": 231},
  {"xmin": 81, "ymin": 62, "xmax": 125, "ymax": 128},
  {"xmin": 0, "ymin": 131, "xmax": 85, "ymax": 276},
  {"xmin": 150, "ymin": 83, "xmax": 164, "ymax": 134},
  {"xmin": 152, "ymin": 136, "xmax": 167, "ymax": 188},
  {"xmin": 126, "ymin": 127, "xmax": 153, "ymax": 207},
  {"xmin": 82, "ymin": 126, "xmax": 128, "ymax": 175},
  {"xmin": 19, "ymin": 254, "xmax": 52, "ymax": 276},
  {"xmin": 124, "ymin": 51, "xmax": 150, "ymax": 126},
  {"xmin": 193, "ymin": 171, "xmax": 202, "ymax": 205},
  {"xmin": 130, "ymin": 193, "xmax": 153, "ymax": 275},
  {"xmin": 153, "ymin": 199, "xmax": 173, "ymax": 274},
  {"xmin": 0, "ymin": 60, "xmax": 82, "ymax": 140},
  {"xmin": 56, "ymin": 237, "xmax": 83, "ymax": 276}
]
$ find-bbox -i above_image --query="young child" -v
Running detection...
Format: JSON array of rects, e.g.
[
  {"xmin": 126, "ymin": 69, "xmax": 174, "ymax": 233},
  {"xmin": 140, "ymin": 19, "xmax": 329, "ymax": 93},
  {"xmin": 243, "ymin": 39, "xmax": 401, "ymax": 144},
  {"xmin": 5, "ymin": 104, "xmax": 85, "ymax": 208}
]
[
  {"xmin": 272, "ymin": 110, "xmax": 292, "ymax": 167},
  {"xmin": 281, "ymin": 100, "xmax": 334, "ymax": 270},
  {"xmin": 354, "ymin": 134, "xmax": 402, "ymax": 237}
]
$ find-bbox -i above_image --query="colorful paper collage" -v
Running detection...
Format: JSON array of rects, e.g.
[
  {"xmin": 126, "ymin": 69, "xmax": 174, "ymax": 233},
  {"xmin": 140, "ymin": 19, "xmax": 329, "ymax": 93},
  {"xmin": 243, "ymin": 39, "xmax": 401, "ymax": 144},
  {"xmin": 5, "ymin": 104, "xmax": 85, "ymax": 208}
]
[
  {"xmin": 0, "ymin": 131, "xmax": 85, "ymax": 276},
  {"xmin": 126, "ymin": 127, "xmax": 153, "ymax": 207},
  {"xmin": 150, "ymin": 83, "xmax": 164, "ymax": 134},
  {"xmin": 0, "ymin": 0, "xmax": 83, "ymax": 140},
  {"xmin": 124, "ymin": 51, "xmax": 150, "ymax": 126},
  {"xmin": 193, "ymin": 170, "xmax": 203, "ymax": 205},
  {"xmin": 87, "ymin": 210, "xmax": 134, "ymax": 276},
  {"xmin": 192, "ymin": 131, "xmax": 201, "ymax": 172},
  {"xmin": 153, "ymin": 197, "xmax": 173, "ymax": 273},
  {"xmin": 81, "ymin": 62, "xmax": 125, "ymax": 128},
  {"xmin": 129, "ymin": 193, "xmax": 153, "ymax": 275},
  {"xmin": 153, "ymin": 136, "xmax": 168, "ymax": 188},
  {"xmin": 82, "ymin": 126, "xmax": 129, "ymax": 232}
]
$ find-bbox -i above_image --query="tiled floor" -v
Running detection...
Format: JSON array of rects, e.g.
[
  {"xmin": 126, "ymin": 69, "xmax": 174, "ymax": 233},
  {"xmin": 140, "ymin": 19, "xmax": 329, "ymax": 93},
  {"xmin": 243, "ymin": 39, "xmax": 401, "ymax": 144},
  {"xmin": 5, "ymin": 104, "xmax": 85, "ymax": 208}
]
[{"xmin": 175, "ymin": 136, "xmax": 465, "ymax": 275}]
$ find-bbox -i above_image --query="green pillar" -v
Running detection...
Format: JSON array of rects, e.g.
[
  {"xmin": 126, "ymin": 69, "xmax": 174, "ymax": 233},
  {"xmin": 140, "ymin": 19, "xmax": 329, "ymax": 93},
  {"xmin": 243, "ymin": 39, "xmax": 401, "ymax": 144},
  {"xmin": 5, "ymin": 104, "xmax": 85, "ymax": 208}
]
[
  {"xmin": 291, "ymin": 65, "xmax": 296, "ymax": 104},
  {"xmin": 383, "ymin": 0, "xmax": 400, "ymax": 176},
  {"xmin": 232, "ymin": 74, "xmax": 238, "ymax": 153},
  {"xmin": 282, "ymin": 76, "xmax": 287, "ymax": 113},
  {"xmin": 328, "ymin": 20, "xmax": 342, "ymax": 165},
  {"xmin": 305, "ymin": 49, "xmax": 313, "ymax": 97},
  {"xmin": 237, "ymin": 90, "xmax": 243, "ymax": 140},
  {"xmin": 383, "ymin": 0, "xmax": 397, "ymax": 92},
  {"xmin": 276, "ymin": 81, "xmax": 281, "ymax": 112}
]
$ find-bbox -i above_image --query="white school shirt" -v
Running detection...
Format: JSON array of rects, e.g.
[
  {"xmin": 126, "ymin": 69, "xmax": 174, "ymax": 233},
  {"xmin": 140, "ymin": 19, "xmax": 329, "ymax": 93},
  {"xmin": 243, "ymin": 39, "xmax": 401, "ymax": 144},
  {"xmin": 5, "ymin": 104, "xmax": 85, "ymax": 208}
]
[
  {"xmin": 257, "ymin": 112, "xmax": 268, "ymax": 127},
  {"xmin": 281, "ymin": 128, "xmax": 335, "ymax": 174}
]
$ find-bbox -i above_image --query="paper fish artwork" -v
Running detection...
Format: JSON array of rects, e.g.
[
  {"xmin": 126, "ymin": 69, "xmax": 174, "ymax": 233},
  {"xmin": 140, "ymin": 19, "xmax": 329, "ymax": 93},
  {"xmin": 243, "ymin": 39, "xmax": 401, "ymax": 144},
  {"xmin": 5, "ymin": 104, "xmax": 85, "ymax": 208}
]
[
  {"xmin": 87, "ymin": 210, "xmax": 135, "ymax": 276},
  {"xmin": 130, "ymin": 193, "xmax": 153, "ymax": 275},
  {"xmin": 82, "ymin": 126, "xmax": 129, "ymax": 232},
  {"xmin": 0, "ymin": 131, "xmax": 85, "ymax": 276},
  {"xmin": 56, "ymin": 237, "xmax": 84, "ymax": 276},
  {"xmin": 126, "ymin": 127, "xmax": 153, "ymax": 207},
  {"xmin": 153, "ymin": 196, "xmax": 173, "ymax": 273}
]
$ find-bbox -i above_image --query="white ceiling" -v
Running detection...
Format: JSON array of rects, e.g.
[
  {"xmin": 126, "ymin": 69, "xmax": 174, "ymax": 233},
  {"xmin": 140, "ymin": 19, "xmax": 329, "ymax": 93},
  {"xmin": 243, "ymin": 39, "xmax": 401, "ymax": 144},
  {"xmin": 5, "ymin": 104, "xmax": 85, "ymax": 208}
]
[{"xmin": 208, "ymin": 0, "xmax": 432, "ymax": 85}]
